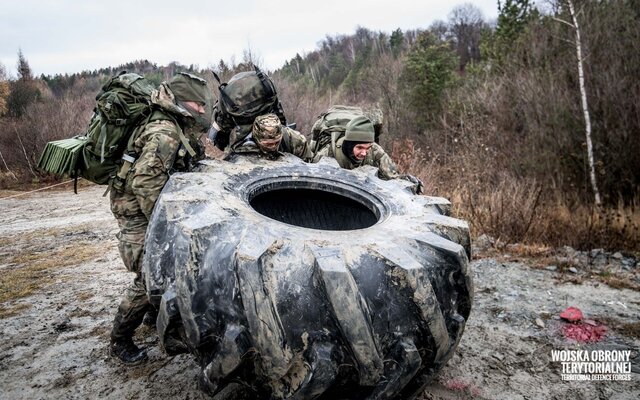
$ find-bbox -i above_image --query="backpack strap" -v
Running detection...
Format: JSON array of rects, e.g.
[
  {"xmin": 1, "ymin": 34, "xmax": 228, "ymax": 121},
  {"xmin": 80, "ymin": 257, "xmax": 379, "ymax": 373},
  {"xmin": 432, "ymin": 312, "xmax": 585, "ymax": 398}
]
[
  {"xmin": 218, "ymin": 83, "xmax": 237, "ymax": 112},
  {"xmin": 279, "ymin": 128, "xmax": 292, "ymax": 154},
  {"xmin": 147, "ymin": 110, "xmax": 197, "ymax": 157},
  {"xmin": 330, "ymin": 131, "xmax": 341, "ymax": 157},
  {"xmin": 212, "ymin": 70, "xmax": 222, "ymax": 85},
  {"xmin": 273, "ymin": 101, "xmax": 288, "ymax": 126},
  {"xmin": 254, "ymin": 65, "xmax": 276, "ymax": 98},
  {"xmin": 174, "ymin": 123, "xmax": 197, "ymax": 157}
]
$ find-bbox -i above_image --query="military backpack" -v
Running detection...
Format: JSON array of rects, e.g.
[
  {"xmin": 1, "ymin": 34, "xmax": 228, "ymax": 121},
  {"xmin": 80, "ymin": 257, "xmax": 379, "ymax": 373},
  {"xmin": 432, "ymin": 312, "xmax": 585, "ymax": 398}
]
[
  {"xmin": 311, "ymin": 105, "xmax": 384, "ymax": 156},
  {"xmin": 38, "ymin": 72, "xmax": 156, "ymax": 187},
  {"xmin": 210, "ymin": 66, "xmax": 286, "ymax": 150}
]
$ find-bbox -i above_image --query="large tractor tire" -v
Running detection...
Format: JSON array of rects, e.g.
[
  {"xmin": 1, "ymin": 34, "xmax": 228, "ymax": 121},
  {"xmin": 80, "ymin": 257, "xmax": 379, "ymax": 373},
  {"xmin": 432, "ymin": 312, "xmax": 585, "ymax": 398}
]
[{"xmin": 142, "ymin": 155, "xmax": 473, "ymax": 399}]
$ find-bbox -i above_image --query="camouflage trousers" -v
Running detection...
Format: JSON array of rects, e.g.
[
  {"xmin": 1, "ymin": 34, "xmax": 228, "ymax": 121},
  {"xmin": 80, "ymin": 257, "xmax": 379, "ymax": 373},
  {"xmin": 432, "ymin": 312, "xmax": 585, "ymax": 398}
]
[{"xmin": 109, "ymin": 188, "xmax": 152, "ymax": 341}]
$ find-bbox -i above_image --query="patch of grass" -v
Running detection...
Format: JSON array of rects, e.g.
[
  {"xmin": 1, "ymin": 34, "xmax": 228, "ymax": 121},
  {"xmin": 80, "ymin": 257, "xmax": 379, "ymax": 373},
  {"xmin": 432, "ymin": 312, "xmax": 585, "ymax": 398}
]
[
  {"xmin": 505, "ymin": 243, "xmax": 553, "ymax": 258},
  {"xmin": 598, "ymin": 270, "xmax": 613, "ymax": 278},
  {"xmin": 0, "ymin": 241, "xmax": 108, "ymax": 305},
  {"xmin": 619, "ymin": 322, "xmax": 640, "ymax": 339},
  {"xmin": 0, "ymin": 303, "xmax": 31, "ymax": 319},
  {"xmin": 555, "ymin": 275, "xmax": 585, "ymax": 286},
  {"xmin": 598, "ymin": 275, "xmax": 640, "ymax": 291},
  {"xmin": 75, "ymin": 291, "xmax": 94, "ymax": 302},
  {"xmin": 596, "ymin": 317, "xmax": 640, "ymax": 339},
  {"xmin": 1, "ymin": 224, "xmax": 104, "ymax": 248}
]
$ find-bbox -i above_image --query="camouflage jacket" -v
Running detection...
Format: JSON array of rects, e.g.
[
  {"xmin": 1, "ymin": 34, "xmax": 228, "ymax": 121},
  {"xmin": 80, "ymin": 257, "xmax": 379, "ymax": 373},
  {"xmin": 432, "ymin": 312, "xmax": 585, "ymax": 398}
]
[
  {"xmin": 226, "ymin": 126, "xmax": 312, "ymax": 160},
  {"xmin": 312, "ymin": 137, "xmax": 399, "ymax": 180},
  {"xmin": 119, "ymin": 119, "xmax": 181, "ymax": 219},
  {"xmin": 117, "ymin": 85, "xmax": 205, "ymax": 219}
]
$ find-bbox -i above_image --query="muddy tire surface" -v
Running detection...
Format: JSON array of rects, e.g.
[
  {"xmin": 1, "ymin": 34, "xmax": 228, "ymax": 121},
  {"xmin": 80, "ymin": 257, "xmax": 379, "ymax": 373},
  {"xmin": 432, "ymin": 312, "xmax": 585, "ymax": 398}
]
[{"xmin": 142, "ymin": 155, "xmax": 473, "ymax": 399}]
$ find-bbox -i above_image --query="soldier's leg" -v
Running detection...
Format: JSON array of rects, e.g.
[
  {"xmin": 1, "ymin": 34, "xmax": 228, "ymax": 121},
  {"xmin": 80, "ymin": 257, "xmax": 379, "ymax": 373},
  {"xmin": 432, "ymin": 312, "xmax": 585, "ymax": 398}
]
[
  {"xmin": 110, "ymin": 232, "xmax": 149, "ymax": 341},
  {"xmin": 109, "ymin": 190, "xmax": 150, "ymax": 363}
]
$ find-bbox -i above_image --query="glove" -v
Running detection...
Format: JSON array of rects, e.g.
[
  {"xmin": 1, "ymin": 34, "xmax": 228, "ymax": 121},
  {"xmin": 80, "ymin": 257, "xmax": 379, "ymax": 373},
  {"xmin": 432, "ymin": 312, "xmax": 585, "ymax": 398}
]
[{"xmin": 400, "ymin": 174, "xmax": 424, "ymax": 195}]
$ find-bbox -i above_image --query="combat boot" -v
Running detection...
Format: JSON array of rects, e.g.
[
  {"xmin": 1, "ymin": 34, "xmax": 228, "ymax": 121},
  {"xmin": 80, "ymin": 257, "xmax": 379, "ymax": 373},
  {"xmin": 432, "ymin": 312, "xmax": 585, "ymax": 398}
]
[{"xmin": 110, "ymin": 338, "xmax": 148, "ymax": 365}]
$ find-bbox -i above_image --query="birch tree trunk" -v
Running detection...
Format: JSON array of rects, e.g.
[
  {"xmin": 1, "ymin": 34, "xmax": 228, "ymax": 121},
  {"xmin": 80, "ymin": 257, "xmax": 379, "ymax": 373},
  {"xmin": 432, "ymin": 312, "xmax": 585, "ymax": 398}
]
[{"xmin": 567, "ymin": 0, "xmax": 602, "ymax": 206}]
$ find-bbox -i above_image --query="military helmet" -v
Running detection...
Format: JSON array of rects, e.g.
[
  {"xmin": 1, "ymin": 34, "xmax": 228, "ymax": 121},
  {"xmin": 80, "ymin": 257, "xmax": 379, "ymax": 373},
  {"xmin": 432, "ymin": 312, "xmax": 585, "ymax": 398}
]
[
  {"xmin": 344, "ymin": 115, "xmax": 375, "ymax": 143},
  {"xmin": 167, "ymin": 72, "xmax": 213, "ymax": 131},
  {"xmin": 168, "ymin": 72, "xmax": 209, "ymax": 105},
  {"xmin": 252, "ymin": 114, "xmax": 283, "ymax": 153},
  {"xmin": 252, "ymin": 114, "xmax": 282, "ymax": 141}
]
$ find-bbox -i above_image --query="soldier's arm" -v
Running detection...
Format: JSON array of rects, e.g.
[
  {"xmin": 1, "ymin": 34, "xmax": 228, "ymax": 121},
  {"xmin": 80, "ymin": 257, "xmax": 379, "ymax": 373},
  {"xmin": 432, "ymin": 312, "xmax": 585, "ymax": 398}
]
[
  {"xmin": 311, "ymin": 146, "xmax": 330, "ymax": 163},
  {"xmin": 131, "ymin": 122, "xmax": 181, "ymax": 219},
  {"xmin": 371, "ymin": 144, "xmax": 400, "ymax": 180},
  {"xmin": 286, "ymin": 128, "xmax": 314, "ymax": 161}
]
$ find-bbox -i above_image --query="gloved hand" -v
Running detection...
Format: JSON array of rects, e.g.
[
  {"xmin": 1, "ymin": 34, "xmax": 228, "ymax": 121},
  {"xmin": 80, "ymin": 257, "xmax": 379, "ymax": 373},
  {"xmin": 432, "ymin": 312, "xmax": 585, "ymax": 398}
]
[{"xmin": 400, "ymin": 174, "xmax": 424, "ymax": 195}]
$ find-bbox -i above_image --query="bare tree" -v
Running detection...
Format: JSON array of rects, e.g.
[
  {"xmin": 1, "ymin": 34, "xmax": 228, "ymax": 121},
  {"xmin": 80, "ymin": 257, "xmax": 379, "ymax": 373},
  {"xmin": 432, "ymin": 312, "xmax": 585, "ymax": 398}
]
[
  {"xmin": 0, "ymin": 62, "xmax": 9, "ymax": 116},
  {"xmin": 553, "ymin": 0, "xmax": 601, "ymax": 206},
  {"xmin": 429, "ymin": 20, "xmax": 450, "ymax": 42},
  {"xmin": 448, "ymin": 3, "xmax": 486, "ymax": 71},
  {"xmin": 241, "ymin": 44, "xmax": 264, "ymax": 70}
]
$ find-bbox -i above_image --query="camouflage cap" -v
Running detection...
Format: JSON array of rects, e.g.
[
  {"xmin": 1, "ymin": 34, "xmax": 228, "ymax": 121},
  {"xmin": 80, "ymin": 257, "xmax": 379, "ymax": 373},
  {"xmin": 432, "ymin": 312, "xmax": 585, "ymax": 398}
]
[
  {"xmin": 252, "ymin": 114, "xmax": 282, "ymax": 141},
  {"xmin": 167, "ymin": 72, "xmax": 209, "ymax": 104},
  {"xmin": 344, "ymin": 115, "xmax": 375, "ymax": 143}
]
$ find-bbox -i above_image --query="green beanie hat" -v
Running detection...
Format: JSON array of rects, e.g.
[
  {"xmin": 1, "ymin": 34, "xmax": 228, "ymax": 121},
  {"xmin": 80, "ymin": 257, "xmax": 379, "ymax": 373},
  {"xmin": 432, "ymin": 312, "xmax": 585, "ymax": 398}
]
[
  {"xmin": 167, "ymin": 72, "xmax": 209, "ymax": 104},
  {"xmin": 344, "ymin": 115, "xmax": 375, "ymax": 143}
]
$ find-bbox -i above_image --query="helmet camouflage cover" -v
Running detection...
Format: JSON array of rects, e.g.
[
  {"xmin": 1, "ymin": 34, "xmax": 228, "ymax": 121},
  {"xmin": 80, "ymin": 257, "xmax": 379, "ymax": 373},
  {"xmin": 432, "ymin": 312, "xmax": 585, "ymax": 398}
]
[
  {"xmin": 252, "ymin": 113, "xmax": 282, "ymax": 152},
  {"xmin": 167, "ymin": 72, "xmax": 212, "ymax": 131},
  {"xmin": 168, "ymin": 72, "xmax": 209, "ymax": 105}
]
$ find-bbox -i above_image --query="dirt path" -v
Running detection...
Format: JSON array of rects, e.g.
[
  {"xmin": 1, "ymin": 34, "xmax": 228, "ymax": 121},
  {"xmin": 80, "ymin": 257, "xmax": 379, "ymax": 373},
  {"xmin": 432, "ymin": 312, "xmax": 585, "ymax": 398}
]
[{"xmin": 0, "ymin": 186, "xmax": 638, "ymax": 399}]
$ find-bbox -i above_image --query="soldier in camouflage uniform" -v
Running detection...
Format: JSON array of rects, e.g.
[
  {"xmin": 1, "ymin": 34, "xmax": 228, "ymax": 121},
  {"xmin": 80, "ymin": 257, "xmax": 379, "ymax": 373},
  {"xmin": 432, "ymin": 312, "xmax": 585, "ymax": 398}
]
[
  {"xmin": 313, "ymin": 115, "xmax": 399, "ymax": 179},
  {"xmin": 109, "ymin": 73, "xmax": 211, "ymax": 364},
  {"xmin": 312, "ymin": 115, "xmax": 423, "ymax": 192},
  {"xmin": 225, "ymin": 113, "xmax": 312, "ymax": 160}
]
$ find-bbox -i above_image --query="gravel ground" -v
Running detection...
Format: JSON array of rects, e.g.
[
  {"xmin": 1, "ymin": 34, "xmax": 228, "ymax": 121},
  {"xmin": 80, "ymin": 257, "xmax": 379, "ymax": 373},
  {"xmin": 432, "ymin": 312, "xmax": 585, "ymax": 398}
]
[{"xmin": 0, "ymin": 185, "xmax": 638, "ymax": 399}]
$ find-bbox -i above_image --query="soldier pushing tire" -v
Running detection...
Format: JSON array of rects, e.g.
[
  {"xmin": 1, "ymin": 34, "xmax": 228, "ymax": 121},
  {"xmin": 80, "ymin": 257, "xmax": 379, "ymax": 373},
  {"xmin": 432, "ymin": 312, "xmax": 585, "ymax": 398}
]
[{"xmin": 142, "ymin": 155, "xmax": 473, "ymax": 399}]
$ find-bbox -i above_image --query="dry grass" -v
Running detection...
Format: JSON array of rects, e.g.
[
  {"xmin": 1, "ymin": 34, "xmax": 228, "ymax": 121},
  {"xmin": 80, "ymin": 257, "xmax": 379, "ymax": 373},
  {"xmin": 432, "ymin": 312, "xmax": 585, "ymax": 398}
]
[
  {"xmin": 597, "ymin": 275, "xmax": 640, "ymax": 291},
  {"xmin": 0, "ymin": 303, "xmax": 30, "ymax": 319},
  {"xmin": 0, "ymin": 241, "xmax": 106, "ymax": 305},
  {"xmin": 0, "ymin": 222, "xmax": 112, "ymax": 318},
  {"xmin": 596, "ymin": 317, "xmax": 640, "ymax": 340},
  {"xmin": 619, "ymin": 322, "xmax": 640, "ymax": 339},
  {"xmin": 392, "ymin": 142, "xmax": 640, "ymax": 252},
  {"xmin": 529, "ymin": 197, "xmax": 640, "ymax": 251}
]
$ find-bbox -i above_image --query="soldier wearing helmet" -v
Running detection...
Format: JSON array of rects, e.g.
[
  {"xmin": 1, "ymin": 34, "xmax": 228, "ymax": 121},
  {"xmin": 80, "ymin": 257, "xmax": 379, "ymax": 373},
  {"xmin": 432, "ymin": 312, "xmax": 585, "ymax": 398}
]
[
  {"xmin": 225, "ymin": 113, "xmax": 312, "ymax": 160},
  {"xmin": 109, "ymin": 72, "xmax": 212, "ymax": 365}
]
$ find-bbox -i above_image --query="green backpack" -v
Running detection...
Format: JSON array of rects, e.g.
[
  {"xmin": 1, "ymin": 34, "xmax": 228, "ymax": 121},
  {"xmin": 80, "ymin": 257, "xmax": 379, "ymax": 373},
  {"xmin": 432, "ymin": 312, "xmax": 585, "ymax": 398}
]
[
  {"xmin": 210, "ymin": 66, "xmax": 286, "ymax": 149},
  {"xmin": 311, "ymin": 105, "xmax": 384, "ymax": 155},
  {"xmin": 38, "ymin": 72, "xmax": 155, "ymax": 186}
]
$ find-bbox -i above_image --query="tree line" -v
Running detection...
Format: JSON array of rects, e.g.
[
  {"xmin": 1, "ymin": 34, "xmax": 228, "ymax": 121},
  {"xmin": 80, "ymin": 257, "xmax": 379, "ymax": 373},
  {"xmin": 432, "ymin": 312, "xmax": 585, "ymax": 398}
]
[{"xmin": 1, "ymin": 0, "xmax": 638, "ymax": 250}]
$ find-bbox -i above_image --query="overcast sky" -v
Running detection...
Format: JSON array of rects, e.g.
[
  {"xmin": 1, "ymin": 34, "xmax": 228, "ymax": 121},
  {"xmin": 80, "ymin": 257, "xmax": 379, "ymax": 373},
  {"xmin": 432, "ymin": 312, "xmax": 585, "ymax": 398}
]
[{"xmin": 1, "ymin": 0, "xmax": 499, "ymax": 77}]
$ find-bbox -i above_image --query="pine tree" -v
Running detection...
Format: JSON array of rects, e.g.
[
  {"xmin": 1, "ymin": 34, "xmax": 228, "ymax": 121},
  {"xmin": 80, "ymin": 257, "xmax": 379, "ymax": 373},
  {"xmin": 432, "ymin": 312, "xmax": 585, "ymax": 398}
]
[
  {"xmin": 401, "ymin": 33, "xmax": 458, "ymax": 128},
  {"xmin": 496, "ymin": 0, "xmax": 534, "ymax": 41},
  {"xmin": 7, "ymin": 49, "xmax": 40, "ymax": 117},
  {"xmin": 484, "ymin": 0, "xmax": 537, "ymax": 63},
  {"xmin": 390, "ymin": 28, "xmax": 404, "ymax": 58},
  {"xmin": 17, "ymin": 49, "xmax": 33, "ymax": 81}
]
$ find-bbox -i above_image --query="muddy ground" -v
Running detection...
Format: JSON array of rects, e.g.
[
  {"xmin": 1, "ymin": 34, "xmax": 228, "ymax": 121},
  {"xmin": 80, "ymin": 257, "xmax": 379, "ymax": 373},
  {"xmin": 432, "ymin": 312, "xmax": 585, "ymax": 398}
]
[{"xmin": 0, "ymin": 185, "xmax": 638, "ymax": 399}]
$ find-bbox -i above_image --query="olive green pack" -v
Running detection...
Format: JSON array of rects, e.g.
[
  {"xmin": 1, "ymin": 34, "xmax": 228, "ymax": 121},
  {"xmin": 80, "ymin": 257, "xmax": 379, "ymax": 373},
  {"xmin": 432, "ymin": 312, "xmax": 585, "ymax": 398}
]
[
  {"xmin": 38, "ymin": 72, "xmax": 155, "ymax": 186},
  {"xmin": 211, "ymin": 66, "xmax": 286, "ymax": 150},
  {"xmin": 311, "ymin": 105, "xmax": 385, "ymax": 156},
  {"xmin": 310, "ymin": 105, "xmax": 365, "ymax": 155}
]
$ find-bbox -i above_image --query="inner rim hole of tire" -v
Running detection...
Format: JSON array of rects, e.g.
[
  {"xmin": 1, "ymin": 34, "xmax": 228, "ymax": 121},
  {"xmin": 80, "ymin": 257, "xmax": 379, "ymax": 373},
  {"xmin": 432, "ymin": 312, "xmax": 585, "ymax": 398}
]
[{"xmin": 249, "ymin": 188, "xmax": 379, "ymax": 230}]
